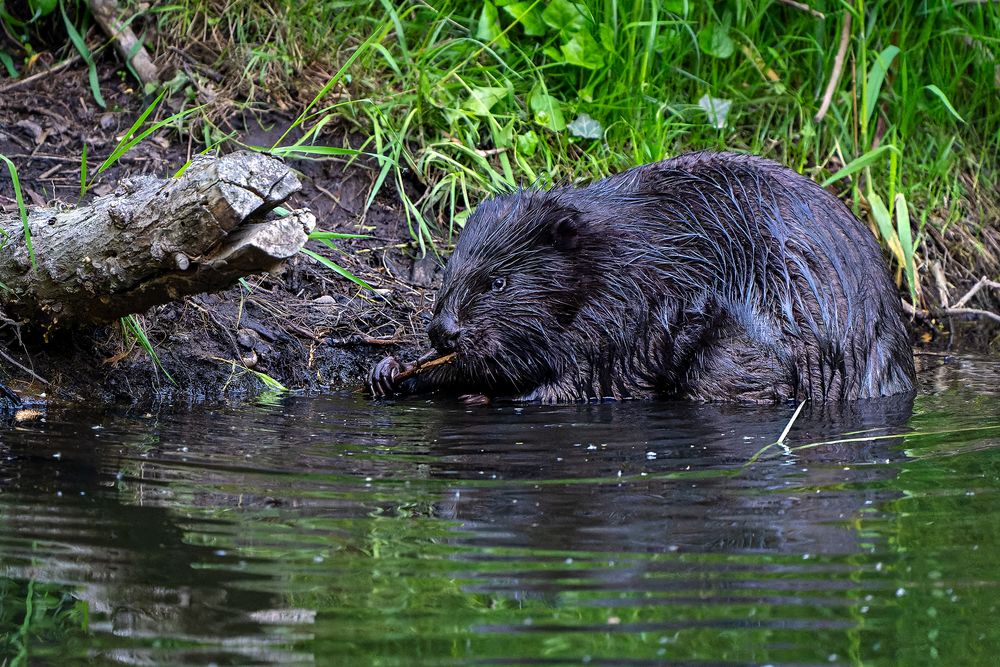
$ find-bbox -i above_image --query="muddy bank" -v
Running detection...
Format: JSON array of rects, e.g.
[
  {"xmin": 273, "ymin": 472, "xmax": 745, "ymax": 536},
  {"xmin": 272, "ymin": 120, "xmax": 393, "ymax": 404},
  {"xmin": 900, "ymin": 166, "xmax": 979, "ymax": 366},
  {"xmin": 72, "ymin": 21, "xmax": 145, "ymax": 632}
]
[
  {"xmin": 0, "ymin": 63, "xmax": 438, "ymax": 405},
  {"xmin": 1, "ymin": 61, "xmax": 997, "ymax": 407}
]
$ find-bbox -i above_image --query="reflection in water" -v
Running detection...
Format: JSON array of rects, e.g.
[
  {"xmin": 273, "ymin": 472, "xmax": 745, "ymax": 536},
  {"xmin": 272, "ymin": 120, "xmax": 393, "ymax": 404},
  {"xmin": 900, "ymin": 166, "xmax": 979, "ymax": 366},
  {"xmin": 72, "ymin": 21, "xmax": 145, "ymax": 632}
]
[{"xmin": 0, "ymin": 356, "xmax": 998, "ymax": 664}]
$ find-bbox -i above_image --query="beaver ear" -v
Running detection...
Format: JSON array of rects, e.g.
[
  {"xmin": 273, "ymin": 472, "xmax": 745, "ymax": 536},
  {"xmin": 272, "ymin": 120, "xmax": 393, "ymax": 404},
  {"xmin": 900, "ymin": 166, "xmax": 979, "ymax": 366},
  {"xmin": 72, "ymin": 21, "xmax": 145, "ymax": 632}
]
[
  {"xmin": 551, "ymin": 214, "xmax": 580, "ymax": 252},
  {"xmin": 537, "ymin": 205, "xmax": 582, "ymax": 252}
]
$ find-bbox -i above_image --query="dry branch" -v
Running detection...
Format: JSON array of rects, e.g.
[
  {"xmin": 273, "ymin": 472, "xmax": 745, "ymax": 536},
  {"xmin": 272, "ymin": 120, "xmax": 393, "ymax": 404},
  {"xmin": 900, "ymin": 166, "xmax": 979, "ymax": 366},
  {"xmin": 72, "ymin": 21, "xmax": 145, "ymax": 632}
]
[
  {"xmin": 0, "ymin": 151, "xmax": 315, "ymax": 327},
  {"xmin": 88, "ymin": 0, "xmax": 159, "ymax": 85},
  {"xmin": 902, "ymin": 276, "xmax": 1000, "ymax": 325},
  {"xmin": 814, "ymin": 12, "xmax": 852, "ymax": 124}
]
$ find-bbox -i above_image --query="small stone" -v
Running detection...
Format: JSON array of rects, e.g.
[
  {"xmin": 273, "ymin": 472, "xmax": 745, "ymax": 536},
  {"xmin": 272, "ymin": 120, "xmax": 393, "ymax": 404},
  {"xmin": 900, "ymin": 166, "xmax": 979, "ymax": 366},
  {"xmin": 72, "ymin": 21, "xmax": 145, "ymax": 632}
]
[
  {"xmin": 409, "ymin": 254, "xmax": 439, "ymax": 287},
  {"xmin": 237, "ymin": 328, "xmax": 260, "ymax": 349}
]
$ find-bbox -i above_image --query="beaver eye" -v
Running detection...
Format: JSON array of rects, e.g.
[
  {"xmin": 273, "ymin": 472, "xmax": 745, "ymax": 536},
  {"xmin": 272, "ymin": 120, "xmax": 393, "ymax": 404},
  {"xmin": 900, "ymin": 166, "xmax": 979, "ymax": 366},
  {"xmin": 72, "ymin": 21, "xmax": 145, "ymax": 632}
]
[{"xmin": 491, "ymin": 277, "xmax": 507, "ymax": 293}]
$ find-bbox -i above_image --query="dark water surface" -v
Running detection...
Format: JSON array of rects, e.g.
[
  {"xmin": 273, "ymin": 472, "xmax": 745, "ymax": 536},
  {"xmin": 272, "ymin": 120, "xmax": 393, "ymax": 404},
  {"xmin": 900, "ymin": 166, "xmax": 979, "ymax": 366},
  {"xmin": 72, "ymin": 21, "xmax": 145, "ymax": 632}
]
[{"xmin": 2, "ymin": 355, "xmax": 999, "ymax": 665}]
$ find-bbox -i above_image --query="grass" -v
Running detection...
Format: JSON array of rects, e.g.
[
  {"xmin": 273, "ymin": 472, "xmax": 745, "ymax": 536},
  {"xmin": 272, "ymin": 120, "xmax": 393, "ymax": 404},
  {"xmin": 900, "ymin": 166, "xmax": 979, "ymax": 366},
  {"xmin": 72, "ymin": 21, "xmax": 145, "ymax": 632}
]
[
  {"xmin": 157, "ymin": 0, "xmax": 997, "ymax": 303},
  {"xmin": 3, "ymin": 0, "xmax": 998, "ymax": 311}
]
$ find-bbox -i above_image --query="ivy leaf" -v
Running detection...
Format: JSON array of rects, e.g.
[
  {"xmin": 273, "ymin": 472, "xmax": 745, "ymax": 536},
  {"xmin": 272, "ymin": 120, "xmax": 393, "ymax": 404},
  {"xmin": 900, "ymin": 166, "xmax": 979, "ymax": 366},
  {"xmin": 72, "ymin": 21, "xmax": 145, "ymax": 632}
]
[
  {"xmin": 502, "ymin": 2, "xmax": 547, "ymax": 36},
  {"xmin": 568, "ymin": 112, "xmax": 603, "ymax": 139},
  {"xmin": 477, "ymin": 1, "xmax": 510, "ymax": 49},
  {"xmin": 561, "ymin": 30, "xmax": 605, "ymax": 70},
  {"xmin": 541, "ymin": 0, "xmax": 588, "ymax": 35},
  {"xmin": 698, "ymin": 22, "xmax": 734, "ymax": 59},
  {"xmin": 529, "ymin": 90, "xmax": 566, "ymax": 132},
  {"xmin": 517, "ymin": 130, "xmax": 540, "ymax": 156}
]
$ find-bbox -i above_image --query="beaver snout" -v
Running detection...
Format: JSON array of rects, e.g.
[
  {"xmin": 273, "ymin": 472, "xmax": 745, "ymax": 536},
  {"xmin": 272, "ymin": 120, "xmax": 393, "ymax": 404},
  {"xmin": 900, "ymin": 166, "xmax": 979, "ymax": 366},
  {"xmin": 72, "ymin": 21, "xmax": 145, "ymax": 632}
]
[{"xmin": 428, "ymin": 313, "xmax": 462, "ymax": 352}]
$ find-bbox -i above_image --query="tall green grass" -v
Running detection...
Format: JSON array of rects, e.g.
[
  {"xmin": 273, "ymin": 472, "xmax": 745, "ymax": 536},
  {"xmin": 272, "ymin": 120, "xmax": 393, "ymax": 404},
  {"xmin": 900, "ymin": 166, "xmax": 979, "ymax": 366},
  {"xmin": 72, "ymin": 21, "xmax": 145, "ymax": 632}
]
[{"xmin": 2, "ymin": 0, "xmax": 991, "ymax": 305}]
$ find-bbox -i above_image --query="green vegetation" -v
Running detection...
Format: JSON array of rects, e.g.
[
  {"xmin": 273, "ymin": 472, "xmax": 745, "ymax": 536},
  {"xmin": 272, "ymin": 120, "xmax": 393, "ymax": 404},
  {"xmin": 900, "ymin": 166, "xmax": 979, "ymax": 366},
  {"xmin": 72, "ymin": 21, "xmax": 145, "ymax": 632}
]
[
  {"xmin": 0, "ymin": 578, "xmax": 90, "ymax": 665},
  {"xmin": 4, "ymin": 0, "xmax": 999, "ymax": 303},
  {"xmin": 152, "ymin": 0, "xmax": 996, "ymax": 301}
]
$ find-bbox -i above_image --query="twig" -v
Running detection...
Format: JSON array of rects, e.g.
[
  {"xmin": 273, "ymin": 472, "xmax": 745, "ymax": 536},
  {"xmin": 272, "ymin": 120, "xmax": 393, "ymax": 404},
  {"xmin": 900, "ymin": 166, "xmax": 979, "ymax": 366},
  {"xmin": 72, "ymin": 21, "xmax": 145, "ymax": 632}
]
[
  {"xmin": 329, "ymin": 334, "xmax": 405, "ymax": 346},
  {"xmin": 814, "ymin": 11, "xmax": 852, "ymax": 123},
  {"xmin": 0, "ymin": 57, "xmax": 81, "ymax": 94},
  {"xmin": 0, "ymin": 346, "xmax": 50, "ymax": 385},
  {"xmin": 778, "ymin": 0, "xmax": 825, "ymax": 19},
  {"xmin": 901, "ymin": 300, "xmax": 1000, "ymax": 325},
  {"xmin": 397, "ymin": 352, "xmax": 457, "ymax": 381},
  {"xmin": 952, "ymin": 276, "xmax": 1000, "ymax": 309},
  {"xmin": 777, "ymin": 400, "xmax": 808, "ymax": 445}
]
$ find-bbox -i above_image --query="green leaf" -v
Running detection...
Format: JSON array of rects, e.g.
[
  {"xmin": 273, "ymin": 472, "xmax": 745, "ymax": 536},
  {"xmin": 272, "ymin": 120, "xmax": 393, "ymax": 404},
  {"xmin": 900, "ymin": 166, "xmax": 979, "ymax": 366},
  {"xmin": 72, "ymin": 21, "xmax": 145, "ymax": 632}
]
[
  {"xmin": 895, "ymin": 192, "xmax": 918, "ymax": 304},
  {"xmin": 247, "ymin": 368, "xmax": 288, "ymax": 391},
  {"xmin": 819, "ymin": 145, "xmax": 900, "ymax": 187},
  {"xmin": 477, "ymin": 1, "xmax": 510, "ymax": 49},
  {"xmin": 868, "ymin": 191, "xmax": 905, "ymax": 273},
  {"xmin": 864, "ymin": 45, "xmax": 900, "ymax": 128},
  {"xmin": 529, "ymin": 90, "xmax": 566, "ymax": 132},
  {"xmin": 541, "ymin": 0, "xmax": 588, "ymax": 35},
  {"xmin": 0, "ymin": 153, "xmax": 36, "ymax": 269},
  {"xmin": 79, "ymin": 143, "xmax": 87, "ymax": 200},
  {"xmin": 598, "ymin": 23, "xmax": 615, "ymax": 52},
  {"xmin": 0, "ymin": 50, "xmax": 18, "ymax": 78},
  {"xmin": 122, "ymin": 315, "xmax": 175, "ymax": 385},
  {"xmin": 96, "ymin": 94, "xmax": 205, "ymax": 180},
  {"xmin": 560, "ymin": 30, "xmax": 604, "ymax": 70},
  {"xmin": 300, "ymin": 248, "xmax": 374, "ymax": 291},
  {"xmin": 516, "ymin": 130, "xmax": 540, "ymax": 156},
  {"xmin": 268, "ymin": 145, "xmax": 363, "ymax": 158},
  {"xmin": 462, "ymin": 86, "xmax": 509, "ymax": 116},
  {"xmin": 924, "ymin": 85, "xmax": 966, "ymax": 124},
  {"xmin": 61, "ymin": 1, "xmax": 106, "ymax": 109},
  {"xmin": 502, "ymin": 2, "xmax": 547, "ymax": 36},
  {"xmin": 697, "ymin": 22, "xmax": 734, "ymax": 59},
  {"xmin": 29, "ymin": 0, "xmax": 58, "ymax": 15},
  {"xmin": 308, "ymin": 230, "xmax": 371, "ymax": 241},
  {"xmin": 272, "ymin": 25, "xmax": 384, "ymax": 149}
]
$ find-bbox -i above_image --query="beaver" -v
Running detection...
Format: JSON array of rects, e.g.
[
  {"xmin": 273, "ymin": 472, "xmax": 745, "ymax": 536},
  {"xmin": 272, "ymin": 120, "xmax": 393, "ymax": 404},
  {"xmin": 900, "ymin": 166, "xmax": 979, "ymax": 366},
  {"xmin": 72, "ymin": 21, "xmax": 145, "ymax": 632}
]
[{"xmin": 370, "ymin": 151, "xmax": 915, "ymax": 403}]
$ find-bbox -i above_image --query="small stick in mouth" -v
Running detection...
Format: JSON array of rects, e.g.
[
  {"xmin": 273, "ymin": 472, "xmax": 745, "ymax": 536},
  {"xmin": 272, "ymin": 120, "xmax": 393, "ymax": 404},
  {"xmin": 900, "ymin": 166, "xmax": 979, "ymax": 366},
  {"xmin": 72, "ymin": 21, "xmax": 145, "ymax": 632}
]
[{"xmin": 395, "ymin": 352, "xmax": 457, "ymax": 382}]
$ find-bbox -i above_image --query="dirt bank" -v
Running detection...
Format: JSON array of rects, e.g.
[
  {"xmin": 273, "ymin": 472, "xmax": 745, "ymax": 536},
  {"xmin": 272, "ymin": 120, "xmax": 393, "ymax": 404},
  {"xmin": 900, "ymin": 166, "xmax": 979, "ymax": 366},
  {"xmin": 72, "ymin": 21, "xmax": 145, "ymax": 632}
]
[
  {"xmin": 1, "ymin": 61, "xmax": 997, "ymax": 407},
  {"xmin": 0, "ymin": 62, "xmax": 436, "ymax": 405}
]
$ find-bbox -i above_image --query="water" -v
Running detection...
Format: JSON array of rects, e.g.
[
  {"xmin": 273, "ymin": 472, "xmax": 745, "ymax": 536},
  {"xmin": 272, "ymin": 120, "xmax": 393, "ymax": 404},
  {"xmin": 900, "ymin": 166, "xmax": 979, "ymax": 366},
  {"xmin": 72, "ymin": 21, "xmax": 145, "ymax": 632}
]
[{"xmin": 1, "ymin": 355, "xmax": 998, "ymax": 665}]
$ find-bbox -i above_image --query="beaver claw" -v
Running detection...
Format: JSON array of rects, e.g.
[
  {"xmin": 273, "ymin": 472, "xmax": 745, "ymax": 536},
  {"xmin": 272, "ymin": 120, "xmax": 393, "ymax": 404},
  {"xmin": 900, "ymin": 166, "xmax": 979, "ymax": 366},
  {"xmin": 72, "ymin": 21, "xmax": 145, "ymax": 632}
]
[{"xmin": 369, "ymin": 355, "xmax": 407, "ymax": 398}]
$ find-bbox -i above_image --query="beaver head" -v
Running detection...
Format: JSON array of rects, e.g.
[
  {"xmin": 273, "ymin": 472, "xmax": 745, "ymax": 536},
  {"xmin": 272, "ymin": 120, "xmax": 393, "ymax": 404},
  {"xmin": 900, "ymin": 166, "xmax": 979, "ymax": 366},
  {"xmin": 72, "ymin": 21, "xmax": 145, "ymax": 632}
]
[{"xmin": 426, "ymin": 191, "xmax": 598, "ymax": 393}]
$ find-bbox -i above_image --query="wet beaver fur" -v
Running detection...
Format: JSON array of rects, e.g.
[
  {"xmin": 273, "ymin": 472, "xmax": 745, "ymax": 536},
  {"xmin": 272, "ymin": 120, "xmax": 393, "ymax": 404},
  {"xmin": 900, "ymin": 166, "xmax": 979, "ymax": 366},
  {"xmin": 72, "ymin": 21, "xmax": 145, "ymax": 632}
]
[{"xmin": 371, "ymin": 151, "xmax": 915, "ymax": 403}]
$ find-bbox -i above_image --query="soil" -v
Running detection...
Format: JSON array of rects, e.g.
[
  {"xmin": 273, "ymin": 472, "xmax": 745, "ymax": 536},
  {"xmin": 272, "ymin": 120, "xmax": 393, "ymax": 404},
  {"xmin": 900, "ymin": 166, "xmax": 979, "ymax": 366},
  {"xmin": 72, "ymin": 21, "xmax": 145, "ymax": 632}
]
[
  {"xmin": 0, "ymin": 60, "xmax": 437, "ymax": 406},
  {"xmin": 0, "ymin": 58, "xmax": 997, "ymax": 408}
]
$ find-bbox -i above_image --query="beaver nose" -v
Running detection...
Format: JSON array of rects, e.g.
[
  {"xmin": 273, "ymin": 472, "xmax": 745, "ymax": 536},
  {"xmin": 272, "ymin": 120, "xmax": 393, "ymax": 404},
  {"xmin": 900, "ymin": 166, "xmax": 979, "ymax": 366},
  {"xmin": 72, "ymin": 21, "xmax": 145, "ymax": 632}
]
[{"xmin": 428, "ymin": 313, "xmax": 462, "ymax": 352}]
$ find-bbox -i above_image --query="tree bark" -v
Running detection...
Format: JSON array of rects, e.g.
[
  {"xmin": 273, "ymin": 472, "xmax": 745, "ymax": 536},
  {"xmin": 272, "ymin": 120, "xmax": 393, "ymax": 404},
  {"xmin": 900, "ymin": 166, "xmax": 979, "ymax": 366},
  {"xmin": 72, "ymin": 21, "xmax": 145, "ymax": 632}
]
[{"xmin": 0, "ymin": 151, "xmax": 315, "ymax": 327}]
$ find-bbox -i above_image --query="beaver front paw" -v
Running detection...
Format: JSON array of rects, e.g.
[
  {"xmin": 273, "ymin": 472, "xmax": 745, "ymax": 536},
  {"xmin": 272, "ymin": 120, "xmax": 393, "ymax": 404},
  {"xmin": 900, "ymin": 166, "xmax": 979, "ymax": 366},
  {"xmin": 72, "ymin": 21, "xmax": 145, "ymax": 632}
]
[{"xmin": 369, "ymin": 355, "xmax": 407, "ymax": 398}]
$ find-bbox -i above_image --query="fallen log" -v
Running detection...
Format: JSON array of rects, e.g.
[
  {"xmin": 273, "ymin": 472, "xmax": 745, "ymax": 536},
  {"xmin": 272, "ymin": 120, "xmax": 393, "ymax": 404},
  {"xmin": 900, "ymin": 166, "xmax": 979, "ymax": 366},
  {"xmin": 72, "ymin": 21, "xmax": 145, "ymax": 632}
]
[{"xmin": 0, "ymin": 151, "xmax": 315, "ymax": 327}]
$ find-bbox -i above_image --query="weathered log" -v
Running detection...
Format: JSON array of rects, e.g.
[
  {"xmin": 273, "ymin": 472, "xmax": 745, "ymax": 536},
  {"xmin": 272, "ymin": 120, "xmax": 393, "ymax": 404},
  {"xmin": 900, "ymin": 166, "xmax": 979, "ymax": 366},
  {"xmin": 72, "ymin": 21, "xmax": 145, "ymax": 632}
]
[{"xmin": 0, "ymin": 151, "xmax": 315, "ymax": 327}]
